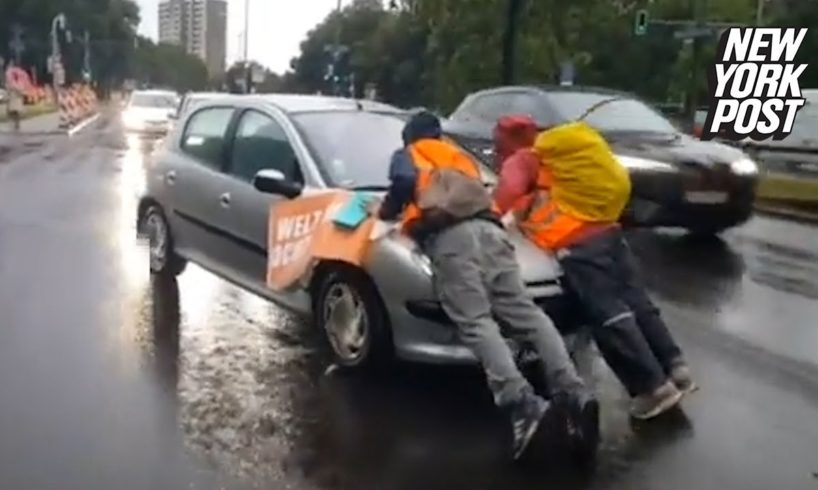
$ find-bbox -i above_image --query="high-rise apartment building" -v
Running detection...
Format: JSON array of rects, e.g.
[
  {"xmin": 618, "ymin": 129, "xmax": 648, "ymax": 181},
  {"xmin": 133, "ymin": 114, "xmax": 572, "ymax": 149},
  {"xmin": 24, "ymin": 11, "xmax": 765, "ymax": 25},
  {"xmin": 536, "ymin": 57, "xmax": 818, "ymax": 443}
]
[{"xmin": 158, "ymin": 0, "xmax": 227, "ymax": 76}]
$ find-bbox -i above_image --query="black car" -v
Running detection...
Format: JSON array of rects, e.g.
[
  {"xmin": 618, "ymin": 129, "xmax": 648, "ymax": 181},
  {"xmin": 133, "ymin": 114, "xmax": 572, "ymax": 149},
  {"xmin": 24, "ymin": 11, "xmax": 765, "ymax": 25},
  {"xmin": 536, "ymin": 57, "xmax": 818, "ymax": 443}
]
[{"xmin": 444, "ymin": 85, "xmax": 760, "ymax": 234}]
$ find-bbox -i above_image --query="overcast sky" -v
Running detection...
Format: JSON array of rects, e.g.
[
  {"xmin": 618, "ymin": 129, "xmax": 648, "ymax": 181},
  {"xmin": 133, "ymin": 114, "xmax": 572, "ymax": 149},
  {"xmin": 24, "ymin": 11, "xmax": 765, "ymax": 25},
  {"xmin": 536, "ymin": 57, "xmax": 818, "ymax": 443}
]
[{"xmin": 135, "ymin": 0, "xmax": 341, "ymax": 73}]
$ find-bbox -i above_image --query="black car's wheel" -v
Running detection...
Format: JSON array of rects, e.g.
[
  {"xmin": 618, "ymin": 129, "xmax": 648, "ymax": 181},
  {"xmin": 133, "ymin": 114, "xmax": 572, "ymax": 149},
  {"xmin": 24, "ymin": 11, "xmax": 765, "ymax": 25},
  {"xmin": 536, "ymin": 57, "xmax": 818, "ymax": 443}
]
[
  {"xmin": 139, "ymin": 204, "xmax": 187, "ymax": 277},
  {"xmin": 315, "ymin": 267, "xmax": 392, "ymax": 369}
]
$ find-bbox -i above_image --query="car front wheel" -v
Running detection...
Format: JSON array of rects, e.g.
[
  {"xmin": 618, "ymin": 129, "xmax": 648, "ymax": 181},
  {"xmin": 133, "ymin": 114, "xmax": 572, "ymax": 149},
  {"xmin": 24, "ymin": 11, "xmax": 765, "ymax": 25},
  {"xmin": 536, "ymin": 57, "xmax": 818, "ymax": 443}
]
[
  {"xmin": 139, "ymin": 205, "xmax": 186, "ymax": 277},
  {"xmin": 315, "ymin": 268, "xmax": 392, "ymax": 369}
]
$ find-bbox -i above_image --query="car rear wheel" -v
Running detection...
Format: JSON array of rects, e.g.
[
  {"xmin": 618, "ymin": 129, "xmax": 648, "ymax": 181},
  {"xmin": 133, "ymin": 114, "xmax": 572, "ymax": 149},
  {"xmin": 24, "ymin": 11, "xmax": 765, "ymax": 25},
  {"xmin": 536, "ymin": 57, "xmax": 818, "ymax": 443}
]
[
  {"xmin": 139, "ymin": 205, "xmax": 186, "ymax": 277},
  {"xmin": 315, "ymin": 268, "xmax": 392, "ymax": 369}
]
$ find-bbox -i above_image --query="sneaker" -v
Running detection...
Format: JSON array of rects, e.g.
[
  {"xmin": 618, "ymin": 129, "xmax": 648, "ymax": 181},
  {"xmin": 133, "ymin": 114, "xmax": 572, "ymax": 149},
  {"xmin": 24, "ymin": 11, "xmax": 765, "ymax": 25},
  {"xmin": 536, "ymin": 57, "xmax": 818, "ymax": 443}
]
[
  {"xmin": 559, "ymin": 393, "xmax": 600, "ymax": 463},
  {"xmin": 630, "ymin": 381, "xmax": 684, "ymax": 420},
  {"xmin": 510, "ymin": 394, "xmax": 549, "ymax": 460},
  {"xmin": 671, "ymin": 364, "xmax": 698, "ymax": 394}
]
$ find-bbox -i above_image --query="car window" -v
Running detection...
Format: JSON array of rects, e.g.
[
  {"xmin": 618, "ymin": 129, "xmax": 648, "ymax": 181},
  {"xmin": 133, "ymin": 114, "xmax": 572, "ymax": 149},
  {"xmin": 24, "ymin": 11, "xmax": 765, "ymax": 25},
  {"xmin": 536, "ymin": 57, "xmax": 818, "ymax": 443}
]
[
  {"xmin": 180, "ymin": 107, "xmax": 234, "ymax": 168},
  {"xmin": 292, "ymin": 111, "xmax": 494, "ymax": 189},
  {"xmin": 504, "ymin": 92, "xmax": 556, "ymax": 126},
  {"xmin": 130, "ymin": 93, "xmax": 178, "ymax": 109},
  {"xmin": 230, "ymin": 110, "xmax": 300, "ymax": 183},
  {"xmin": 547, "ymin": 92, "xmax": 678, "ymax": 133},
  {"xmin": 468, "ymin": 94, "xmax": 510, "ymax": 122}
]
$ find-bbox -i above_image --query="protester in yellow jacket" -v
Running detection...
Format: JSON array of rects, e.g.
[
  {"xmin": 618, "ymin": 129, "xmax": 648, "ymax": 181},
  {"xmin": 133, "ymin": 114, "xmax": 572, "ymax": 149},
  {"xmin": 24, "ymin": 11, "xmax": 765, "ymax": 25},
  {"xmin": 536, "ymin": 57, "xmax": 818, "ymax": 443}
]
[{"xmin": 494, "ymin": 116, "xmax": 696, "ymax": 420}]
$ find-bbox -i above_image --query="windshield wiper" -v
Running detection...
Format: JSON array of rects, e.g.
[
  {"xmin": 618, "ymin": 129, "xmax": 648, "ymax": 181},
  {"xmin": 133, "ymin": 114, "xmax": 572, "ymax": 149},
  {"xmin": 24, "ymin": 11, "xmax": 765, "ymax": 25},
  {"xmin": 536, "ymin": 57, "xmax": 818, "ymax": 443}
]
[
  {"xmin": 348, "ymin": 185, "xmax": 389, "ymax": 191},
  {"xmin": 576, "ymin": 96, "xmax": 628, "ymax": 122}
]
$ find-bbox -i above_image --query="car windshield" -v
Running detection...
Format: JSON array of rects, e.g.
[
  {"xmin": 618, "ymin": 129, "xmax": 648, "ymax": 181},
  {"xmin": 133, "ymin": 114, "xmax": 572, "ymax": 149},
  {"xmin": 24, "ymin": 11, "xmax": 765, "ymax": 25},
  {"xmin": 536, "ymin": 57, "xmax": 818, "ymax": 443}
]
[
  {"xmin": 293, "ymin": 111, "xmax": 493, "ymax": 189},
  {"xmin": 547, "ymin": 92, "xmax": 678, "ymax": 134},
  {"xmin": 130, "ymin": 93, "xmax": 178, "ymax": 109}
]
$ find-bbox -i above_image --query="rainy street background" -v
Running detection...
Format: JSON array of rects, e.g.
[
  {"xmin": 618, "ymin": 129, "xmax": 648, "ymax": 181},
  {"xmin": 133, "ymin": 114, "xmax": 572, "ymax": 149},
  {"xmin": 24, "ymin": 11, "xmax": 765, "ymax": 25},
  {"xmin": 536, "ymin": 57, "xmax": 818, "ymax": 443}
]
[{"xmin": 1, "ymin": 108, "xmax": 818, "ymax": 490}]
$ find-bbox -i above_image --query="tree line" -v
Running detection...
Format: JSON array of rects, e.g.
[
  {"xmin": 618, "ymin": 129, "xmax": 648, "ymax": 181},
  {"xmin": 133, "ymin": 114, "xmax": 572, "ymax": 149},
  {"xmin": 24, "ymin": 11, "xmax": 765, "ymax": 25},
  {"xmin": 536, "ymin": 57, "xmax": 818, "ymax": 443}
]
[
  {"xmin": 5, "ymin": 0, "xmax": 816, "ymax": 109},
  {"xmin": 281, "ymin": 0, "xmax": 818, "ymax": 114},
  {"xmin": 1, "ymin": 0, "xmax": 210, "ymax": 94}
]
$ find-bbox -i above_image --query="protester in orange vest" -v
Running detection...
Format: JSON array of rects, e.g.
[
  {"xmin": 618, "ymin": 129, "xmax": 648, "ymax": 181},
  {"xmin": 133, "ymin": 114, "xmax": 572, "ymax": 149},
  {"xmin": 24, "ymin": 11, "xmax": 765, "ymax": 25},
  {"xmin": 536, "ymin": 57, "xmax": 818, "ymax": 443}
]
[
  {"xmin": 373, "ymin": 111, "xmax": 599, "ymax": 460},
  {"xmin": 493, "ymin": 115, "xmax": 696, "ymax": 420}
]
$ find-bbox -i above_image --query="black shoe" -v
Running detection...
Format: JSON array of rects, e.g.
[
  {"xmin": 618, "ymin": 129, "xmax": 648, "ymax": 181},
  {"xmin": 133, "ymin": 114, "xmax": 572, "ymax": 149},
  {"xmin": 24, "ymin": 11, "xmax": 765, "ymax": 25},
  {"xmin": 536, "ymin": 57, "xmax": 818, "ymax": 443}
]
[
  {"xmin": 555, "ymin": 392, "xmax": 600, "ymax": 464},
  {"xmin": 573, "ymin": 395, "xmax": 600, "ymax": 464},
  {"xmin": 510, "ymin": 394, "xmax": 549, "ymax": 460}
]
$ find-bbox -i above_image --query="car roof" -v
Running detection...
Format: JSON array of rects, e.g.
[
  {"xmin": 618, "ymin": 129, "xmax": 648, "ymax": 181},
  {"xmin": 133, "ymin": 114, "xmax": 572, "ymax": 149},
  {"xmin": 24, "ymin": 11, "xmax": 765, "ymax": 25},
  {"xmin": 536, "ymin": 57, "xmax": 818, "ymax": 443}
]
[
  {"xmin": 132, "ymin": 89, "xmax": 178, "ymax": 96},
  {"xmin": 467, "ymin": 84, "xmax": 636, "ymax": 99},
  {"xmin": 234, "ymin": 93, "xmax": 403, "ymax": 114},
  {"xmin": 185, "ymin": 91, "xmax": 230, "ymax": 99}
]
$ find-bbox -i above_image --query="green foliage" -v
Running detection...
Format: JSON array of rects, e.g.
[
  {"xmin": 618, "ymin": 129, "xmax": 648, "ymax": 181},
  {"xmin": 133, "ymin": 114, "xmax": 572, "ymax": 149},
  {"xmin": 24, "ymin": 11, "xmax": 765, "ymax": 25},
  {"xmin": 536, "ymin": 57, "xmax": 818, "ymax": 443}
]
[
  {"xmin": 285, "ymin": 0, "xmax": 817, "ymax": 116},
  {"xmin": 1, "ymin": 0, "xmax": 207, "ymax": 94},
  {"xmin": 131, "ymin": 38, "xmax": 209, "ymax": 92}
]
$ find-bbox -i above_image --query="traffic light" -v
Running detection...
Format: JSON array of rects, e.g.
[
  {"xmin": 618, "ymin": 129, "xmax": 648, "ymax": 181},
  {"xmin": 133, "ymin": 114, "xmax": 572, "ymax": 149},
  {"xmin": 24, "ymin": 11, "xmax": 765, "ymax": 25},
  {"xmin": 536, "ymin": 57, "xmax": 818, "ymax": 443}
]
[{"xmin": 635, "ymin": 9, "xmax": 649, "ymax": 36}]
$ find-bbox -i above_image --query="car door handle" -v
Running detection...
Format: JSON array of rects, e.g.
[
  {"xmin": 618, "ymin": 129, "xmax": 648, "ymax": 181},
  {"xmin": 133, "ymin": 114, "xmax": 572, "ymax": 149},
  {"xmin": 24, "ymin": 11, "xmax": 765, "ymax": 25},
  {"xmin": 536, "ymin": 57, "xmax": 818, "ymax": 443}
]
[
  {"xmin": 219, "ymin": 192, "xmax": 231, "ymax": 208},
  {"xmin": 165, "ymin": 170, "xmax": 176, "ymax": 185}
]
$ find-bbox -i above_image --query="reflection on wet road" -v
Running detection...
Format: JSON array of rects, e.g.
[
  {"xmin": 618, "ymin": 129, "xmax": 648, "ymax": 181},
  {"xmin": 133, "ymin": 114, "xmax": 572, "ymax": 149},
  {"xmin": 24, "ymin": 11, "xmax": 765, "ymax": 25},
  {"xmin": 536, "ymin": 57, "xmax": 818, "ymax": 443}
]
[{"xmin": 2, "ymin": 110, "xmax": 818, "ymax": 490}]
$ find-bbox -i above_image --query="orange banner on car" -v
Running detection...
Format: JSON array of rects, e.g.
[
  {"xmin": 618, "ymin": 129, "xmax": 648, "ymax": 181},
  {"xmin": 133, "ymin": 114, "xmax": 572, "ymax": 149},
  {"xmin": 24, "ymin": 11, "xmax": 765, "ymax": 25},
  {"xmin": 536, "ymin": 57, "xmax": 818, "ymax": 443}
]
[{"xmin": 266, "ymin": 191, "xmax": 378, "ymax": 291}]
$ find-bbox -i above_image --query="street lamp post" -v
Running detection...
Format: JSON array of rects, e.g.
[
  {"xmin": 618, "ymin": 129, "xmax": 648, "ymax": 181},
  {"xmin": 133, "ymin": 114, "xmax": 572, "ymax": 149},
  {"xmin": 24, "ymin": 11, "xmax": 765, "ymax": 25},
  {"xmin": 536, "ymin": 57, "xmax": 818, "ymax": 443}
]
[
  {"xmin": 755, "ymin": 0, "xmax": 766, "ymax": 26},
  {"xmin": 501, "ymin": 0, "xmax": 523, "ymax": 85},
  {"xmin": 244, "ymin": 0, "xmax": 251, "ymax": 93},
  {"xmin": 50, "ymin": 13, "xmax": 69, "ymax": 93}
]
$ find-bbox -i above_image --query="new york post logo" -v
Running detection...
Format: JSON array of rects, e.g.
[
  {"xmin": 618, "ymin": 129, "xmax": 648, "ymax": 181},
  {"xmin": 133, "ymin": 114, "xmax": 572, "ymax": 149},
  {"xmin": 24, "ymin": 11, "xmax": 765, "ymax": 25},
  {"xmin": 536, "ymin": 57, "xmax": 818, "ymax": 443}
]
[{"xmin": 702, "ymin": 27, "xmax": 809, "ymax": 141}]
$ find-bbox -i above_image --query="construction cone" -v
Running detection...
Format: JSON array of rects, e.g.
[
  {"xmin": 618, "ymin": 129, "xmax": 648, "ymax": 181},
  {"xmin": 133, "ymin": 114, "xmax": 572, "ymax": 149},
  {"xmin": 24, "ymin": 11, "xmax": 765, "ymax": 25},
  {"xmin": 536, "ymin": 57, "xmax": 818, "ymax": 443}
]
[{"xmin": 58, "ymin": 89, "xmax": 72, "ymax": 129}]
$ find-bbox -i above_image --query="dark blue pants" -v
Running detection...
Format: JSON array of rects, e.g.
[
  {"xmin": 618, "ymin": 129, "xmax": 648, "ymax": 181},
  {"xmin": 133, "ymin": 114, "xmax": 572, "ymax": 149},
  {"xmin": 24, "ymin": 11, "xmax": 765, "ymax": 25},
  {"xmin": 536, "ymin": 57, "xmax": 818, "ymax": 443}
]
[{"xmin": 558, "ymin": 228, "xmax": 683, "ymax": 396}]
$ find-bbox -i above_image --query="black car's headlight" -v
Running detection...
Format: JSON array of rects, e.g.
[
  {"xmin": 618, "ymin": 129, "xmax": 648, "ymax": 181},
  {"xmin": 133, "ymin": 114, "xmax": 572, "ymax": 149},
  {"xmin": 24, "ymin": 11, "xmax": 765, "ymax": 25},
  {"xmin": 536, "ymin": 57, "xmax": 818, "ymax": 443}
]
[
  {"xmin": 729, "ymin": 157, "xmax": 759, "ymax": 176},
  {"xmin": 616, "ymin": 155, "xmax": 677, "ymax": 173}
]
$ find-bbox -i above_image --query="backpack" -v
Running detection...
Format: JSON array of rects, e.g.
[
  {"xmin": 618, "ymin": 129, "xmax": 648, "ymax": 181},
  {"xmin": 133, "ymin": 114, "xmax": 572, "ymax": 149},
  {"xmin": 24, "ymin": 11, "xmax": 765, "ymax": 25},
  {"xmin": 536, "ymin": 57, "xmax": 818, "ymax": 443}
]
[
  {"xmin": 411, "ymin": 140, "xmax": 493, "ymax": 229},
  {"xmin": 532, "ymin": 121, "xmax": 631, "ymax": 222}
]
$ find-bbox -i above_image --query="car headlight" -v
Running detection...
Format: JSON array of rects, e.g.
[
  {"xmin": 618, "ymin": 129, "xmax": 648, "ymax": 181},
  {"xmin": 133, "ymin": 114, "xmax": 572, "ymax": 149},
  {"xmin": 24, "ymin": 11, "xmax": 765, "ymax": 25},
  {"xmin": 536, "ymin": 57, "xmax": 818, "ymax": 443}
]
[
  {"xmin": 123, "ymin": 112, "xmax": 139, "ymax": 125},
  {"xmin": 616, "ymin": 155, "xmax": 676, "ymax": 172},
  {"xmin": 411, "ymin": 250, "xmax": 433, "ymax": 277},
  {"xmin": 730, "ymin": 157, "xmax": 758, "ymax": 176}
]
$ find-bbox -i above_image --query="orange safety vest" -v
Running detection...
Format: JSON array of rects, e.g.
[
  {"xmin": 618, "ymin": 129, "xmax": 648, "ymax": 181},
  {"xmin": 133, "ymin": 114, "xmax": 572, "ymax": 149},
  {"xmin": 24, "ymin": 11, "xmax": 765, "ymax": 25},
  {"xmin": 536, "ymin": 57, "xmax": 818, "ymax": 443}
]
[
  {"xmin": 513, "ymin": 167, "xmax": 614, "ymax": 251},
  {"xmin": 400, "ymin": 138, "xmax": 490, "ymax": 234}
]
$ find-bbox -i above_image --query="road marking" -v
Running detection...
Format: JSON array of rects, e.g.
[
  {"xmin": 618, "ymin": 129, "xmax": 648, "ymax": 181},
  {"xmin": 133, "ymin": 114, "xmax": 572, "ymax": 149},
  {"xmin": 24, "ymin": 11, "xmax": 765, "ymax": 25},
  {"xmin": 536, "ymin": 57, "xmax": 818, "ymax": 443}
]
[{"xmin": 68, "ymin": 113, "xmax": 100, "ymax": 137}]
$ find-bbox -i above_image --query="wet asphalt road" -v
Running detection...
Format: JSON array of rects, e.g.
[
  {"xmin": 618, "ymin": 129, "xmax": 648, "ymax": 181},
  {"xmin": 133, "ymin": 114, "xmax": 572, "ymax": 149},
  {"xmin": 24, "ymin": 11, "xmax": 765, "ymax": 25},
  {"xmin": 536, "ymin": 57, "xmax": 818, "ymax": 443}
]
[{"xmin": 1, "ymin": 108, "xmax": 818, "ymax": 490}]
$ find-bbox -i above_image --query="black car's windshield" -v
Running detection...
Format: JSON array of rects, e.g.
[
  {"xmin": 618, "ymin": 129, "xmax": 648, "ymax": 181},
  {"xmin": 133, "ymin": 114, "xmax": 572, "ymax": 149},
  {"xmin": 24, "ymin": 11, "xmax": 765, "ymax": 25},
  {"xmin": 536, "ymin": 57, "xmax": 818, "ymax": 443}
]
[
  {"xmin": 548, "ymin": 92, "xmax": 678, "ymax": 134},
  {"xmin": 293, "ymin": 111, "xmax": 492, "ymax": 189},
  {"xmin": 130, "ymin": 93, "xmax": 178, "ymax": 109}
]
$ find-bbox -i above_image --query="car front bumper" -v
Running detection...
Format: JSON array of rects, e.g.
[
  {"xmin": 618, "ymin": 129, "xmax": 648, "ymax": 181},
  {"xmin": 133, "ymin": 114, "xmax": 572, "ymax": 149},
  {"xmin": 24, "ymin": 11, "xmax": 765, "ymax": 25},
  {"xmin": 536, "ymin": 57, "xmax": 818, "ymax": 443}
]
[
  {"xmin": 624, "ymin": 170, "xmax": 758, "ymax": 230},
  {"xmin": 124, "ymin": 119, "xmax": 171, "ymax": 134},
  {"xmin": 389, "ymin": 288, "xmax": 584, "ymax": 365}
]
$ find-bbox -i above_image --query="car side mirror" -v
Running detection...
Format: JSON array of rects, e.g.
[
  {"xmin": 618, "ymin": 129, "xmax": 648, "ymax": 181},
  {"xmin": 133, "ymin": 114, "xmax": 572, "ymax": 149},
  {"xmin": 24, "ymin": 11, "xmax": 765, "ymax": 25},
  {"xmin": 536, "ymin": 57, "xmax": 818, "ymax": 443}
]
[{"xmin": 253, "ymin": 169, "xmax": 303, "ymax": 199}]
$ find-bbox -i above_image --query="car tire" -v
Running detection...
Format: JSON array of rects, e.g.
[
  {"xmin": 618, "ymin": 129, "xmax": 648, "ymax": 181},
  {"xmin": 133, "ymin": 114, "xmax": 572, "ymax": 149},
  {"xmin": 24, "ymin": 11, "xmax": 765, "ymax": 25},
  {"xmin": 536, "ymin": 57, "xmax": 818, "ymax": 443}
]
[
  {"xmin": 139, "ymin": 204, "xmax": 187, "ymax": 277},
  {"xmin": 314, "ymin": 267, "xmax": 392, "ymax": 369}
]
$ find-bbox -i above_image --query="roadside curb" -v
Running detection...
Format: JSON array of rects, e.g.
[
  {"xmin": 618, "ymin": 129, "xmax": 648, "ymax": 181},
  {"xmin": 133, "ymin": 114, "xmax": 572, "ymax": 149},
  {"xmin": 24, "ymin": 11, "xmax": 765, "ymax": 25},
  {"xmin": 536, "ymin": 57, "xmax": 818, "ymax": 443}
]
[
  {"xmin": 754, "ymin": 203, "xmax": 818, "ymax": 224},
  {"xmin": 67, "ymin": 113, "xmax": 101, "ymax": 136},
  {"xmin": 0, "ymin": 112, "xmax": 100, "ymax": 137}
]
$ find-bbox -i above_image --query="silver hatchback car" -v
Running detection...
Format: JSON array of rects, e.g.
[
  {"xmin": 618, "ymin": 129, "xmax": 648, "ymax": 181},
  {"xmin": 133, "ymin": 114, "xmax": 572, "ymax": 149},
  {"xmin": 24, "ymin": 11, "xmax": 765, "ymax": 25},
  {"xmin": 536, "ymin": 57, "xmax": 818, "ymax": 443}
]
[{"xmin": 137, "ymin": 94, "xmax": 580, "ymax": 368}]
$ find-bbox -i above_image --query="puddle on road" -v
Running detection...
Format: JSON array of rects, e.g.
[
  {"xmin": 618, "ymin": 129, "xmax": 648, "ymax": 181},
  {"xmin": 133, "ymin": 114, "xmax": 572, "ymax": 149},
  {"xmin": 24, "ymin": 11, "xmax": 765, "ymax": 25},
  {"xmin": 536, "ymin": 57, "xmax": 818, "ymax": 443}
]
[
  {"xmin": 626, "ymin": 230, "xmax": 747, "ymax": 309},
  {"xmin": 130, "ymin": 270, "xmax": 321, "ymax": 486},
  {"xmin": 127, "ymin": 266, "xmax": 684, "ymax": 490},
  {"xmin": 739, "ymin": 237, "xmax": 818, "ymax": 300}
]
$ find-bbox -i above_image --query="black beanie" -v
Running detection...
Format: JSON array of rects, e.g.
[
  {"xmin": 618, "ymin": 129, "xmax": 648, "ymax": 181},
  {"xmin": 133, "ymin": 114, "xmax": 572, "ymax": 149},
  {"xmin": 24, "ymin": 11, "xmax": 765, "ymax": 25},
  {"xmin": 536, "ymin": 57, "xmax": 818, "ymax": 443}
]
[{"xmin": 402, "ymin": 111, "xmax": 442, "ymax": 146}]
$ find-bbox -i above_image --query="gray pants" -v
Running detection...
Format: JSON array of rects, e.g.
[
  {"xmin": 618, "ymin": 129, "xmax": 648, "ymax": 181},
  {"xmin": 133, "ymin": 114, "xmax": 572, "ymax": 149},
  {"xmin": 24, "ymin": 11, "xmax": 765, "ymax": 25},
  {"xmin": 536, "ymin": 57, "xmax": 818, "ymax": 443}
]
[{"xmin": 425, "ymin": 219, "xmax": 585, "ymax": 407}]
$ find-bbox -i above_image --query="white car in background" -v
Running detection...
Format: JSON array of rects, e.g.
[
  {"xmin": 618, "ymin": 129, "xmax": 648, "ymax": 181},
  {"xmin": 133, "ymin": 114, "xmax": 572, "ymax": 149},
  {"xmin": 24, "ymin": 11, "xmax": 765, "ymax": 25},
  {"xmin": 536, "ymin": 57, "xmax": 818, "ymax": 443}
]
[{"xmin": 123, "ymin": 90, "xmax": 180, "ymax": 134}]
